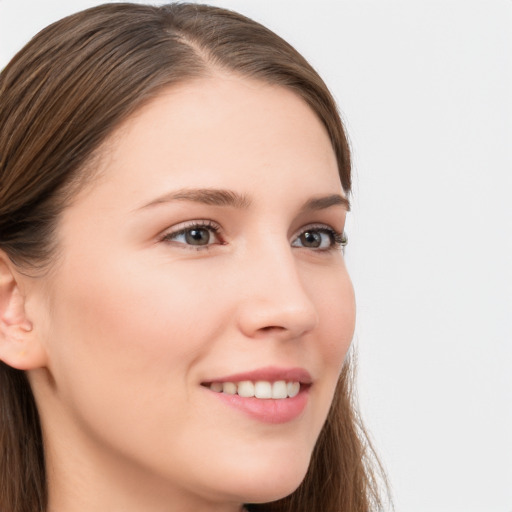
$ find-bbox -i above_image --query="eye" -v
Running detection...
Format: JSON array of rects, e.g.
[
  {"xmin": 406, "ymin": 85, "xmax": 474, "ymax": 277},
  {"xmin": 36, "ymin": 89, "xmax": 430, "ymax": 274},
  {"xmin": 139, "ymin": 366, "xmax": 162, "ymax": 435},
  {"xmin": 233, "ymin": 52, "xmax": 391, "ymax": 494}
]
[
  {"xmin": 291, "ymin": 226, "xmax": 347, "ymax": 251},
  {"xmin": 161, "ymin": 221, "xmax": 222, "ymax": 248}
]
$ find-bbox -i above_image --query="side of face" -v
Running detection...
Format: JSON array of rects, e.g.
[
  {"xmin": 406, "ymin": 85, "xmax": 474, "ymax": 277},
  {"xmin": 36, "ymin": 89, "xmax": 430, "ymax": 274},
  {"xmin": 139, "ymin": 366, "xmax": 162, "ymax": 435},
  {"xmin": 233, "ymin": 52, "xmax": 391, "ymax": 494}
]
[{"xmin": 24, "ymin": 75, "xmax": 355, "ymax": 507}]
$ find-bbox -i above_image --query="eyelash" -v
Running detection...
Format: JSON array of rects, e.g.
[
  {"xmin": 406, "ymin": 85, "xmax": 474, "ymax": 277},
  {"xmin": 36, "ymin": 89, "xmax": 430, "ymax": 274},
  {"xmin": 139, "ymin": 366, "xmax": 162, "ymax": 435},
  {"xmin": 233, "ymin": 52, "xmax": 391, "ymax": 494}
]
[
  {"xmin": 292, "ymin": 225, "xmax": 348, "ymax": 252},
  {"xmin": 160, "ymin": 220, "xmax": 222, "ymax": 250},
  {"xmin": 160, "ymin": 221, "xmax": 347, "ymax": 252}
]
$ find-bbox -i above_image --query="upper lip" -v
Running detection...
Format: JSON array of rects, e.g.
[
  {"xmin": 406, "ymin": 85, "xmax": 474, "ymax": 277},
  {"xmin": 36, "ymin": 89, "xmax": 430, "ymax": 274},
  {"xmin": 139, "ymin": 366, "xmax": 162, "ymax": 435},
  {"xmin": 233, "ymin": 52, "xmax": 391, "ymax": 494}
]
[{"xmin": 202, "ymin": 366, "xmax": 313, "ymax": 384}]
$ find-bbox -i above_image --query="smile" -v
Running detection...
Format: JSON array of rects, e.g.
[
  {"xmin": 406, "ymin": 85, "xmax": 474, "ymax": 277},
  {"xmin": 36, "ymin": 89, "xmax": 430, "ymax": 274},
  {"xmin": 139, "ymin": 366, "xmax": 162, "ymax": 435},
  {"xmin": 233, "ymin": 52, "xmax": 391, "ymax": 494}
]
[
  {"xmin": 204, "ymin": 380, "xmax": 301, "ymax": 399},
  {"xmin": 200, "ymin": 367, "xmax": 312, "ymax": 422}
]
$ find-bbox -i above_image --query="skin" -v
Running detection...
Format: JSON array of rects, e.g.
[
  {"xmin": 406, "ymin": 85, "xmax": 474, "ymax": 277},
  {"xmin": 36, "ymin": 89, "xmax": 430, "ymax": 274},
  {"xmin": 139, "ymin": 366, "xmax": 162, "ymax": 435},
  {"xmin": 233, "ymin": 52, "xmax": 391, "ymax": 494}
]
[{"xmin": 3, "ymin": 75, "xmax": 355, "ymax": 512}]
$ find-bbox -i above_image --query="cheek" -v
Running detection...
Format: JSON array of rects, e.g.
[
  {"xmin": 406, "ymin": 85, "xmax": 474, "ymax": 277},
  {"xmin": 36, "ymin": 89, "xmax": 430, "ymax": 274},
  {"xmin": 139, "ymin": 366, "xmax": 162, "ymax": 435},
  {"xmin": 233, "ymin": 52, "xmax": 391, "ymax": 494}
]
[
  {"xmin": 327, "ymin": 287, "xmax": 355, "ymax": 365},
  {"xmin": 41, "ymin": 253, "xmax": 237, "ymax": 474},
  {"xmin": 45, "ymin": 253, "xmax": 224, "ymax": 409},
  {"xmin": 301, "ymin": 264, "xmax": 355, "ymax": 437},
  {"xmin": 311, "ymin": 264, "xmax": 356, "ymax": 368}
]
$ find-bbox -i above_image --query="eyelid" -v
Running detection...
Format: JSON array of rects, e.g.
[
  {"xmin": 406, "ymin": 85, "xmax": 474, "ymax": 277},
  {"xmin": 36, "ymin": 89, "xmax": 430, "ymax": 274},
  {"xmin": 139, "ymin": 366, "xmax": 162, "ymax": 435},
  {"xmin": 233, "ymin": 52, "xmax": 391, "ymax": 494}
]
[
  {"xmin": 157, "ymin": 220, "xmax": 347, "ymax": 252},
  {"xmin": 291, "ymin": 223, "xmax": 347, "ymax": 251},
  {"xmin": 159, "ymin": 219, "xmax": 223, "ymax": 248}
]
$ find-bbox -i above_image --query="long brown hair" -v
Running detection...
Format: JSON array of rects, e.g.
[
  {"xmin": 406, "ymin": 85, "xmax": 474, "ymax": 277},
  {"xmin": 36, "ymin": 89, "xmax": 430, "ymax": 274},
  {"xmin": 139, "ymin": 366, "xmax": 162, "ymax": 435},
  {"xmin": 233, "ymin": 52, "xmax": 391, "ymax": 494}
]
[{"xmin": 0, "ymin": 3, "xmax": 387, "ymax": 511}]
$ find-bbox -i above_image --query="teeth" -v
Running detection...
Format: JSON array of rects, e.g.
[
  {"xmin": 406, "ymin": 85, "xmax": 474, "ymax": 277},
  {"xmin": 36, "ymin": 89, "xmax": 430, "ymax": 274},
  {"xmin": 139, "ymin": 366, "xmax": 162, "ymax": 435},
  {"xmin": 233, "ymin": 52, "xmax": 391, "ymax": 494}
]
[
  {"xmin": 237, "ymin": 381, "xmax": 255, "ymax": 398},
  {"xmin": 222, "ymin": 382, "xmax": 237, "ymax": 395},
  {"xmin": 254, "ymin": 381, "xmax": 272, "ymax": 399},
  {"xmin": 287, "ymin": 381, "xmax": 300, "ymax": 398},
  {"xmin": 210, "ymin": 382, "xmax": 224, "ymax": 393},
  {"xmin": 272, "ymin": 380, "xmax": 288, "ymax": 399},
  {"xmin": 208, "ymin": 380, "xmax": 302, "ymax": 399}
]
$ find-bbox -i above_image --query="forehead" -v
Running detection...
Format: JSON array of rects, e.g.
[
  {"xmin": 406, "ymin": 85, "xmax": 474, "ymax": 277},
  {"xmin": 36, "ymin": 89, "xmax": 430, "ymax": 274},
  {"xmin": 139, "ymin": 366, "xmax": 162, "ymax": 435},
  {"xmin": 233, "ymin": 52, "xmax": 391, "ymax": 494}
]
[{"xmin": 75, "ymin": 75, "xmax": 342, "ymax": 209}]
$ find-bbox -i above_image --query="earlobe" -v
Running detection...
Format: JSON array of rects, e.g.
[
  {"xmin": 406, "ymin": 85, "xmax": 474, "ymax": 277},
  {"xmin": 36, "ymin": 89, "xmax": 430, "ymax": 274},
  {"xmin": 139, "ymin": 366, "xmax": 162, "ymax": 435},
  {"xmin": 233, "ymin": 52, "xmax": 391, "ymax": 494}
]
[{"xmin": 0, "ymin": 254, "xmax": 47, "ymax": 370}]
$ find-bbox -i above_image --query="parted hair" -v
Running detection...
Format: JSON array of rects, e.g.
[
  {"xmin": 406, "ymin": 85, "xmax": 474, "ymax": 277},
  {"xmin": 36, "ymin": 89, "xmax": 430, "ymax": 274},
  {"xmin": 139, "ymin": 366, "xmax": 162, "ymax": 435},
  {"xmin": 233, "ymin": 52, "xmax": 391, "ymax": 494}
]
[{"xmin": 0, "ymin": 3, "xmax": 386, "ymax": 511}]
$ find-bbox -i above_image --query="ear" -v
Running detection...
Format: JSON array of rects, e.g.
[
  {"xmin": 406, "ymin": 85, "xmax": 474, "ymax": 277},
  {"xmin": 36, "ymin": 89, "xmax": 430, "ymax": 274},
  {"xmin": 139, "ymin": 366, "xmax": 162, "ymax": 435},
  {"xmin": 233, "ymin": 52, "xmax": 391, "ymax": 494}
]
[{"xmin": 0, "ymin": 253, "xmax": 47, "ymax": 370}]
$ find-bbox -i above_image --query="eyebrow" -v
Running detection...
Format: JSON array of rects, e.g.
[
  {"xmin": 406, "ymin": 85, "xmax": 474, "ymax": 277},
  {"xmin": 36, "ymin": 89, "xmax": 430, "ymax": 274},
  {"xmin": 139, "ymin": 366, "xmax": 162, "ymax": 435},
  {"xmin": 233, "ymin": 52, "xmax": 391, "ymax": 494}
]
[
  {"xmin": 138, "ymin": 188, "xmax": 349, "ymax": 212},
  {"xmin": 300, "ymin": 194, "xmax": 351, "ymax": 213},
  {"xmin": 139, "ymin": 188, "xmax": 251, "ymax": 210}
]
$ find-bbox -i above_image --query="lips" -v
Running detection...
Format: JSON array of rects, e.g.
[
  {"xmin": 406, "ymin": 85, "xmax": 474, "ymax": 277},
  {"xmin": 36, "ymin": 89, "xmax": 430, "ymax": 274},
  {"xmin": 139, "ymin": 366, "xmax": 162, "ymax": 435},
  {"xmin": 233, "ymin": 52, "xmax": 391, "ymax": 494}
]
[
  {"xmin": 201, "ymin": 366, "xmax": 312, "ymax": 423},
  {"xmin": 202, "ymin": 366, "xmax": 312, "ymax": 386}
]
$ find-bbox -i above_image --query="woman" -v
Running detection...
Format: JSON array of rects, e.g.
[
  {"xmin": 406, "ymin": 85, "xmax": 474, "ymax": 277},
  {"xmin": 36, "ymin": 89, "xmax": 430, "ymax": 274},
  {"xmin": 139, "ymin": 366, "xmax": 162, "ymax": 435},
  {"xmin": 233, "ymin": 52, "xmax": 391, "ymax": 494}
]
[{"xmin": 0, "ymin": 3, "xmax": 386, "ymax": 511}]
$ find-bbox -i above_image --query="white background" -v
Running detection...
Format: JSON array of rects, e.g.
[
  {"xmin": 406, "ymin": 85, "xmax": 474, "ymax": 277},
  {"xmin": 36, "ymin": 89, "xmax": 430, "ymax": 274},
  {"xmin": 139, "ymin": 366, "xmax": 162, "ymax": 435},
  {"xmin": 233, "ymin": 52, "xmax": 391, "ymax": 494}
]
[{"xmin": 1, "ymin": 1, "xmax": 511, "ymax": 511}]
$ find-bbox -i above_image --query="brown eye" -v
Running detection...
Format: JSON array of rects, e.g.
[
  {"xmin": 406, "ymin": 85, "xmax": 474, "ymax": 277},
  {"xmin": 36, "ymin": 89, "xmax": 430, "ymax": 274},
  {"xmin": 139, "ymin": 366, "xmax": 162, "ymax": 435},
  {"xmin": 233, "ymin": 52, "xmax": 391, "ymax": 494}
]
[
  {"xmin": 291, "ymin": 226, "xmax": 346, "ymax": 251},
  {"xmin": 162, "ymin": 221, "xmax": 221, "ymax": 248},
  {"xmin": 300, "ymin": 231, "xmax": 323, "ymax": 248},
  {"xmin": 185, "ymin": 228, "xmax": 211, "ymax": 246}
]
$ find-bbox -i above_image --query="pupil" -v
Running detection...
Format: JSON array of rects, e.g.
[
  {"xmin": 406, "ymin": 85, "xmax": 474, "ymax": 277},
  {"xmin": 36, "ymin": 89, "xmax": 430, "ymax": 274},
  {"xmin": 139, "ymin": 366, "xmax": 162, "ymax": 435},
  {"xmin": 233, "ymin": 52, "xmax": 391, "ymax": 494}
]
[
  {"xmin": 185, "ymin": 228, "xmax": 209, "ymax": 245},
  {"xmin": 302, "ymin": 231, "xmax": 321, "ymax": 247}
]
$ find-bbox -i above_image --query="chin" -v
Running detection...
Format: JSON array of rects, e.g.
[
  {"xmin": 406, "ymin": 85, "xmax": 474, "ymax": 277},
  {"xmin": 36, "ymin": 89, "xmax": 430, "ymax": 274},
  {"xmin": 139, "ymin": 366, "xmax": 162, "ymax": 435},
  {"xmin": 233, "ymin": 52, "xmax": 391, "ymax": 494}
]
[
  {"xmin": 239, "ymin": 474, "xmax": 307, "ymax": 505},
  {"xmin": 222, "ymin": 453, "xmax": 310, "ymax": 504}
]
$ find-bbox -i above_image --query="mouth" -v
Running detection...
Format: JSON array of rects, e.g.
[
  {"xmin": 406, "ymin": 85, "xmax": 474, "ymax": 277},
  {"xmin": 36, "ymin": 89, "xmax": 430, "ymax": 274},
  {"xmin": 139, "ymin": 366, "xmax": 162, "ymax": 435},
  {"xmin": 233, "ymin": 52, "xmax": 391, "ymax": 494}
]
[
  {"xmin": 201, "ymin": 380, "xmax": 306, "ymax": 399},
  {"xmin": 200, "ymin": 369, "xmax": 312, "ymax": 423}
]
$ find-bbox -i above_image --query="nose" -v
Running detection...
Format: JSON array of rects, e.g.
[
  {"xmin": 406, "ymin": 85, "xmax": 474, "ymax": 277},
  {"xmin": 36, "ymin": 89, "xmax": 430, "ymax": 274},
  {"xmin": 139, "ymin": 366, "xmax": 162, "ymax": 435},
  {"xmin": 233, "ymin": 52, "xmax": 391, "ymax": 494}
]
[{"xmin": 235, "ymin": 242, "xmax": 319, "ymax": 341}]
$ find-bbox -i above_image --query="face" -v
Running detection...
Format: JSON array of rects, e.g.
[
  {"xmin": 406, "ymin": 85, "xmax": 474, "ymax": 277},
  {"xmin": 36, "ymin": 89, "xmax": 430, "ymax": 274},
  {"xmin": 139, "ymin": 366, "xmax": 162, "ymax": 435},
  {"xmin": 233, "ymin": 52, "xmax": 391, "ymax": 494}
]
[{"xmin": 28, "ymin": 76, "xmax": 355, "ymax": 510}]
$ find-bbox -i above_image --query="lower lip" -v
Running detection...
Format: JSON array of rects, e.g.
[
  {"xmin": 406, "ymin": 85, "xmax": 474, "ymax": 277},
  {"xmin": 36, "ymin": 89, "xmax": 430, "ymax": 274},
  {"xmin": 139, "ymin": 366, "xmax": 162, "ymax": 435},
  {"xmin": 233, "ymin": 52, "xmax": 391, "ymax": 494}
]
[{"xmin": 206, "ymin": 387, "xmax": 309, "ymax": 424}]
